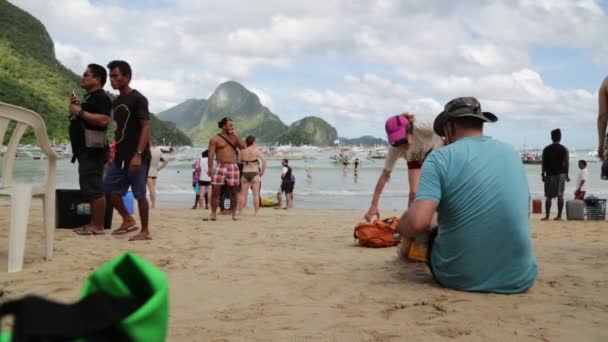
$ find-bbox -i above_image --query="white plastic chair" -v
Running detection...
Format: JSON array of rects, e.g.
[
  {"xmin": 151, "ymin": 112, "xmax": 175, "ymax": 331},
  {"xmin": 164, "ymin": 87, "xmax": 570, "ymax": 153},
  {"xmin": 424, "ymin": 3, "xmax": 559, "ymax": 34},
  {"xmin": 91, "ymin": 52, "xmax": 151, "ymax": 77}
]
[{"xmin": 0, "ymin": 102, "xmax": 58, "ymax": 272}]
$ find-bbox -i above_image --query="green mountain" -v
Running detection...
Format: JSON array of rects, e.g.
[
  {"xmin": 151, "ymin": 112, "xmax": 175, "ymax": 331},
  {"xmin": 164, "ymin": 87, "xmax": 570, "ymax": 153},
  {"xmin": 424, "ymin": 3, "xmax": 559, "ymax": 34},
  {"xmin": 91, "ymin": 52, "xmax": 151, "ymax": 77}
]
[
  {"xmin": 339, "ymin": 135, "xmax": 387, "ymax": 146},
  {"xmin": 277, "ymin": 116, "xmax": 338, "ymax": 146},
  {"xmin": 0, "ymin": 0, "xmax": 191, "ymax": 145},
  {"xmin": 157, "ymin": 98, "xmax": 207, "ymax": 131},
  {"xmin": 188, "ymin": 81, "xmax": 288, "ymax": 144}
]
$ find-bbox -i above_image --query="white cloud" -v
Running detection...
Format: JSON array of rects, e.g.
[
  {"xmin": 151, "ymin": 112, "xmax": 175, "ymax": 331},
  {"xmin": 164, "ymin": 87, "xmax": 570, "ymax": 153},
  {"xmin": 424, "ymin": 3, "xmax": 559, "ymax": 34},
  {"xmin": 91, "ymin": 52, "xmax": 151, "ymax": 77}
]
[{"xmin": 8, "ymin": 0, "xmax": 608, "ymax": 146}]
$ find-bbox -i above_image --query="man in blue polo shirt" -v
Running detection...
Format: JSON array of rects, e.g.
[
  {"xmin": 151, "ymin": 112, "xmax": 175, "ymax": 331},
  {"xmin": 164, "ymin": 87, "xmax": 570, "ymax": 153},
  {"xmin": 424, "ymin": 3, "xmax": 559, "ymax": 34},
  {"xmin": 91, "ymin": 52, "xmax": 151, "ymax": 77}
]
[{"xmin": 399, "ymin": 97, "xmax": 537, "ymax": 293}]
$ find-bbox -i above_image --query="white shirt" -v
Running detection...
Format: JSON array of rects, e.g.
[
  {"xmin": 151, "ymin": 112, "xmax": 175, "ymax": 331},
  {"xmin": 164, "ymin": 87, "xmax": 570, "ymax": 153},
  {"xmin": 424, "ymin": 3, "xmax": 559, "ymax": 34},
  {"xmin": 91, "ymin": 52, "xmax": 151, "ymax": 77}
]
[
  {"xmin": 577, "ymin": 168, "xmax": 588, "ymax": 192},
  {"xmin": 199, "ymin": 157, "xmax": 211, "ymax": 181},
  {"xmin": 148, "ymin": 147, "xmax": 165, "ymax": 178},
  {"xmin": 383, "ymin": 121, "xmax": 444, "ymax": 171}
]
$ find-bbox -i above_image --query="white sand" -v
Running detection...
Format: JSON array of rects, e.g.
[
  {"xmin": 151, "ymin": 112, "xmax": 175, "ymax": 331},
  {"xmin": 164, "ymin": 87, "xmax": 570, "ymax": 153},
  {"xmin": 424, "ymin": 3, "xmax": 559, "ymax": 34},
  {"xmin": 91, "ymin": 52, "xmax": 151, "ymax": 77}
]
[{"xmin": 1, "ymin": 204, "xmax": 607, "ymax": 341}]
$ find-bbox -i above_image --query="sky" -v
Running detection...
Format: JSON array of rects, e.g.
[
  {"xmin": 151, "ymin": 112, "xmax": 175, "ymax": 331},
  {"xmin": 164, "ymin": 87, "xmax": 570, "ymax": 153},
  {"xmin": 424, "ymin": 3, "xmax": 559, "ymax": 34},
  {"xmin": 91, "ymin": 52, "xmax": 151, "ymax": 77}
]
[{"xmin": 10, "ymin": 0, "xmax": 608, "ymax": 149}]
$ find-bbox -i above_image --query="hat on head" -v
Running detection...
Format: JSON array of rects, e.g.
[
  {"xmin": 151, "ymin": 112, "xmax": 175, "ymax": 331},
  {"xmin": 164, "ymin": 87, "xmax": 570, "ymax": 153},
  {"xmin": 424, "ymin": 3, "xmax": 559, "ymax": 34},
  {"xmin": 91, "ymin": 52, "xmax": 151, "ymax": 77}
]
[
  {"xmin": 433, "ymin": 97, "xmax": 498, "ymax": 136},
  {"xmin": 385, "ymin": 115, "xmax": 409, "ymax": 145}
]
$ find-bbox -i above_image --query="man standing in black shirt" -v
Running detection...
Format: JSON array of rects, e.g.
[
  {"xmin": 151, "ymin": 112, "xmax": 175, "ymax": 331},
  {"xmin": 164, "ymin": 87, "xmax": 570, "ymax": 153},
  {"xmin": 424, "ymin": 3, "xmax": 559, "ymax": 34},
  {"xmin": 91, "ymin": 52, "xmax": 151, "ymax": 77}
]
[
  {"xmin": 541, "ymin": 129, "xmax": 570, "ymax": 221},
  {"xmin": 103, "ymin": 60, "xmax": 152, "ymax": 241},
  {"xmin": 69, "ymin": 64, "xmax": 112, "ymax": 235}
]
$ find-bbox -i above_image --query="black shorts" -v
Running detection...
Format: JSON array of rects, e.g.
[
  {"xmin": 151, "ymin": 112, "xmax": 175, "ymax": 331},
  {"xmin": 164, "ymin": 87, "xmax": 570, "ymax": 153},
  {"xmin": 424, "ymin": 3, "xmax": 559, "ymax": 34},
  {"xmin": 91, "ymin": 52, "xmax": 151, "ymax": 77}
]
[
  {"xmin": 281, "ymin": 181, "xmax": 294, "ymax": 194},
  {"xmin": 78, "ymin": 149, "xmax": 107, "ymax": 200},
  {"xmin": 198, "ymin": 180, "xmax": 211, "ymax": 186},
  {"xmin": 426, "ymin": 228, "xmax": 443, "ymax": 287}
]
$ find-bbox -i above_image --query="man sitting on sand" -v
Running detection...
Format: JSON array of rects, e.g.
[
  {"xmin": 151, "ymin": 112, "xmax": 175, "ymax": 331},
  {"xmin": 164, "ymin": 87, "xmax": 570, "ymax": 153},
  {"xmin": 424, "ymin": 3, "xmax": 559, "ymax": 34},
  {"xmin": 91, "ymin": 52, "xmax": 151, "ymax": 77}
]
[
  {"xmin": 399, "ymin": 97, "xmax": 537, "ymax": 293},
  {"xmin": 205, "ymin": 117, "xmax": 246, "ymax": 221},
  {"xmin": 364, "ymin": 113, "xmax": 444, "ymax": 221}
]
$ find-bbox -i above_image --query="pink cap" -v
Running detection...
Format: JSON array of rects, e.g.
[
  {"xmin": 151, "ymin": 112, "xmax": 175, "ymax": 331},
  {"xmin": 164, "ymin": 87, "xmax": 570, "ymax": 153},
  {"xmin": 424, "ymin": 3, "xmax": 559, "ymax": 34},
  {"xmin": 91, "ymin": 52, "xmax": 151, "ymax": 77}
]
[{"xmin": 385, "ymin": 115, "xmax": 409, "ymax": 144}]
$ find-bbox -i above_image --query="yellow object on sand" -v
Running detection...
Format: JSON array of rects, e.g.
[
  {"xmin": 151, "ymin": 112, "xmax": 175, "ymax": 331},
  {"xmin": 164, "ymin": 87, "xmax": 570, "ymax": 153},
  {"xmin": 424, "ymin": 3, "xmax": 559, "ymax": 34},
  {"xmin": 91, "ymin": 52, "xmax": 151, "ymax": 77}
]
[{"xmin": 260, "ymin": 197, "xmax": 278, "ymax": 207}]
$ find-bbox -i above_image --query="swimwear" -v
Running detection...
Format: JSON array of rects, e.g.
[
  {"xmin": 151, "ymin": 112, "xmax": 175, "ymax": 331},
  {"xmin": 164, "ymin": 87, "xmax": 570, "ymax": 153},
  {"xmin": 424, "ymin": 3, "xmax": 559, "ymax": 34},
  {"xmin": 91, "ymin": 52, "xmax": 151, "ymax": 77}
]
[
  {"xmin": 211, "ymin": 162, "xmax": 240, "ymax": 186},
  {"xmin": 242, "ymin": 172, "xmax": 258, "ymax": 182}
]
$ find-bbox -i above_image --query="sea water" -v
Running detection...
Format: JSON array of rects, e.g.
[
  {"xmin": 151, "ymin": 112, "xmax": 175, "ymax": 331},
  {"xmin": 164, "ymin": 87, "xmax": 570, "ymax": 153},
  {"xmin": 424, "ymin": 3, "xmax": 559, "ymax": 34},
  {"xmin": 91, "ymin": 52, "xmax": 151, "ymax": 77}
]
[{"xmin": 6, "ymin": 149, "xmax": 607, "ymax": 211}]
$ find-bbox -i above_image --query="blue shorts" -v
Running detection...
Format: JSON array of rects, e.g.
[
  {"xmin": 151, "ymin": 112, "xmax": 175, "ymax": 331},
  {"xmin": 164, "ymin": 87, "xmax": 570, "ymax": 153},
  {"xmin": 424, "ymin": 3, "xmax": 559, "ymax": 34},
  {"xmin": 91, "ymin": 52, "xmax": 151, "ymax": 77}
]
[{"xmin": 103, "ymin": 159, "xmax": 150, "ymax": 200}]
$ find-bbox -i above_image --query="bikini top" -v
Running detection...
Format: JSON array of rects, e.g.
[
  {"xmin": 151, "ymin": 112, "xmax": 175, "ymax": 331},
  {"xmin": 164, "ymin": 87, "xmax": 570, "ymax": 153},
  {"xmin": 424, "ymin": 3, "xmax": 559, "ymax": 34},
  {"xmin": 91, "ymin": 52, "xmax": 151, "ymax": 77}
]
[{"xmin": 242, "ymin": 159, "xmax": 259, "ymax": 164}]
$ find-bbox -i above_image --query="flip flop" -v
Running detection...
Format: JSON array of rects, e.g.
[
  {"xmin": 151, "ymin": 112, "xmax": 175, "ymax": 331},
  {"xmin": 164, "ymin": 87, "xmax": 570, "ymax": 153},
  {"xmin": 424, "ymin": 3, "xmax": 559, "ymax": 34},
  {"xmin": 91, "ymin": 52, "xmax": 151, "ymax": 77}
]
[
  {"xmin": 73, "ymin": 225, "xmax": 90, "ymax": 234},
  {"xmin": 129, "ymin": 233, "xmax": 152, "ymax": 241},
  {"xmin": 202, "ymin": 217, "xmax": 217, "ymax": 222},
  {"xmin": 111, "ymin": 225, "xmax": 138, "ymax": 235},
  {"xmin": 75, "ymin": 228, "xmax": 106, "ymax": 236},
  {"xmin": 232, "ymin": 217, "xmax": 240, "ymax": 221}
]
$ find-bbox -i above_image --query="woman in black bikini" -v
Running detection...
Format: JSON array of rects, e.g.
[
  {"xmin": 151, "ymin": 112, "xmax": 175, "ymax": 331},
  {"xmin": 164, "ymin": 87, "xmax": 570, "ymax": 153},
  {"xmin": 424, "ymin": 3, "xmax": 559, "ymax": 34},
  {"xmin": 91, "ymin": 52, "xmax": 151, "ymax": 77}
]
[{"xmin": 238, "ymin": 136, "xmax": 267, "ymax": 216}]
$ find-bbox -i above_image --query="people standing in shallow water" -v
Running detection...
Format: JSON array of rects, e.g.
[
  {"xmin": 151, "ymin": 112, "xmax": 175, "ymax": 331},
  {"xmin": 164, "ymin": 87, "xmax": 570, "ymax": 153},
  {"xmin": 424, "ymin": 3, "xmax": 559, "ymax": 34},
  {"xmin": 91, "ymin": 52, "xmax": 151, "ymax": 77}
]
[
  {"xmin": 278, "ymin": 159, "xmax": 295, "ymax": 209},
  {"xmin": 198, "ymin": 150, "xmax": 212, "ymax": 210},
  {"xmin": 205, "ymin": 117, "xmax": 246, "ymax": 221},
  {"xmin": 238, "ymin": 136, "xmax": 267, "ymax": 216},
  {"xmin": 541, "ymin": 129, "xmax": 569, "ymax": 221},
  {"xmin": 147, "ymin": 140, "xmax": 169, "ymax": 209}
]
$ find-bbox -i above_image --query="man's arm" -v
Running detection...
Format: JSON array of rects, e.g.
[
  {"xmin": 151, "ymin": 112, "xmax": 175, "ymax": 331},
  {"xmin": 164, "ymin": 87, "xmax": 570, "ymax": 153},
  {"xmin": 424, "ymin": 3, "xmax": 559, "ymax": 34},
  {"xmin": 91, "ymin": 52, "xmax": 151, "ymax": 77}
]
[
  {"xmin": 564, "ymin": 148, "xmax": 570, "ymax": 181},
  {"xmin": 208, "ymin": 138, "xmax": 216, "ymax": 177},
  {"xmin": 69, "ymin": 104, "xmax": 111, "ymax": 128},
  {"xmin": 399, "ymin": 200, "xmax": 438, "ymax": 239},
  {"xmin": 364, "ymin": 169, "xmax": 391, "ymax": 221},
  {"xmin": 158, "ymin": 157, "xmax": 169, "ymax": 172},
  {"xmin": 541, "ymin": 149, "xmax": 547, "ymax": 179},
  {"xmin": 233, "ymin": 132, "xmax": 247, "ymax": 149},
  {"xmin": 407, "ymin": 168, "xmax": 421, "ymax": 206},
  {"xmin": 599, "ymin": 77, "xmax": 608, "ymax": 160},
  {"xmin": 259, "ymin": 150, "xmax": 267, "ymax": 175},
  {"xmin": 136, "ymin": 120, "xmax": 150, "ymax": 155}
]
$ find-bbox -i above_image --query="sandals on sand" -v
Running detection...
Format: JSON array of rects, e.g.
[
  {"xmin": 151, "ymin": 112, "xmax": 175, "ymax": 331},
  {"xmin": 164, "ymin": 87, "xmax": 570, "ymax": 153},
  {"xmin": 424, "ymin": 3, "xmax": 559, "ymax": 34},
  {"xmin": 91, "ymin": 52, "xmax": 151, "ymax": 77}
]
[
  {"xmin": 129, "ymin": 233, "xmax": 152, "ymax": 241},
  {"xmin": 202, "ymin": 217, "xmax": 216, "ymax": 222},
  {"xmin": 111, "ymin": 224, "xmax": 138, "ymax": 235},
  {"xmin": 75, "ymin": 228, "xmax": 106, "ymax": 236}
]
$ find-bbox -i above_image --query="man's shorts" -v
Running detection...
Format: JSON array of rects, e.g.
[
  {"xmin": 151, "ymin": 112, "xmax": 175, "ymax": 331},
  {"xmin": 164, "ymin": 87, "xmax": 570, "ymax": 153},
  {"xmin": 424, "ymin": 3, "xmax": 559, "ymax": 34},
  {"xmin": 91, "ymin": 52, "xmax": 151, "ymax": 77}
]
[
  {"xmin": 78, "ymin": 149, "xmax": 107, "ymax": 200},
  {"xmin": 211, "ymin": 162, "xmax": 240, "ymax": 186},
  {"xmin": 544, "ymin": 173, "xmax": 566, "ymax": 198},
  {"xmin": 103, "ymin": 159, "xmax": 150, "ymax": 200},
  {"xmin": 281, "ymin": 180, "xmax": 295, "ymax": 194}
]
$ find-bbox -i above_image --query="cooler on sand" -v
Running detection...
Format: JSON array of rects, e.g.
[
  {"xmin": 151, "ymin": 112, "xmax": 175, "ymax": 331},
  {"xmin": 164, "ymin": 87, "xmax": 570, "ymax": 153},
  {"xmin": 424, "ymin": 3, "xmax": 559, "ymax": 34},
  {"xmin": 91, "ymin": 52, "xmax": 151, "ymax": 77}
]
[
  {"xmin": 532, "ymin": 199, "xmax": 542, "ymax": 214},
  {"xmin": 566, "ymin": 200, "xmax": 585, "ymax": 220},
  {"xmin": 56, "ymin": 190, "xmax": 134, "ymax": 229}
]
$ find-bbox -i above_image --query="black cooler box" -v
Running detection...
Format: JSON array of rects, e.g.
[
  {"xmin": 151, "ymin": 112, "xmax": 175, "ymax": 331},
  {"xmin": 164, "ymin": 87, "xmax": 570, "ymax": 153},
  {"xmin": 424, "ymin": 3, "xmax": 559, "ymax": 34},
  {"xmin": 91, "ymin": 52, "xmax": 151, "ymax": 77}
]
[{"xmin": 55, "ymin": 190, "xmax": 113, "ymax": 229}]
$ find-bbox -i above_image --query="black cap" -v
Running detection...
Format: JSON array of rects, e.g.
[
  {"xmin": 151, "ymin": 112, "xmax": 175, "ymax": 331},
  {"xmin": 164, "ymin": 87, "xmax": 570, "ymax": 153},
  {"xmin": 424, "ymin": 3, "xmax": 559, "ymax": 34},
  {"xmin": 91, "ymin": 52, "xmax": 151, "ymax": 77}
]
[{"xmin": 433, "ymin": 97, "xmax": 498, "ymax": 136}]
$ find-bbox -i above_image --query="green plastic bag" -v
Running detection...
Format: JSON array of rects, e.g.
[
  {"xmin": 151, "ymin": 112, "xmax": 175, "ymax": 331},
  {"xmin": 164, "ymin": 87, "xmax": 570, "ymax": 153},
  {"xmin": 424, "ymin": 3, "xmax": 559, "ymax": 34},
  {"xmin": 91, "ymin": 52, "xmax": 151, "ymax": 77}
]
[{"xmin": 0, "ymin": 253, "xmax": 169, "ymax": 341}]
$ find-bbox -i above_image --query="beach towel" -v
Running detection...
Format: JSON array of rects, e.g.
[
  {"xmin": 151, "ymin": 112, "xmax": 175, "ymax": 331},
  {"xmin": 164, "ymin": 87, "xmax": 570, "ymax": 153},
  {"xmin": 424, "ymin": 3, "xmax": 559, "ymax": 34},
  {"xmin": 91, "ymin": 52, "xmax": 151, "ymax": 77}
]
[
  {"xmin": 354, "ymin": 217, "xmax": 400, "ymax": 248},
  {"xmin": 0, "ymin": 253, "xmax": 169, "ymax": 341}
]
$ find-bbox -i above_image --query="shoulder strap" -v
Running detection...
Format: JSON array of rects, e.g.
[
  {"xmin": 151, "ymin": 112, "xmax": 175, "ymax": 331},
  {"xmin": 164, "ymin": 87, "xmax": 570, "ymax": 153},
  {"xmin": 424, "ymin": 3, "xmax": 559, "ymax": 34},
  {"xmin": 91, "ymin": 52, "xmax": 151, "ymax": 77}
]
[
  {"xmin": 217, "ymin": 134, "xmax": 238, "ymax": 152},
  {"xmin": 0, "ymin": 293, "xmax": 142, "ymax": 340}
]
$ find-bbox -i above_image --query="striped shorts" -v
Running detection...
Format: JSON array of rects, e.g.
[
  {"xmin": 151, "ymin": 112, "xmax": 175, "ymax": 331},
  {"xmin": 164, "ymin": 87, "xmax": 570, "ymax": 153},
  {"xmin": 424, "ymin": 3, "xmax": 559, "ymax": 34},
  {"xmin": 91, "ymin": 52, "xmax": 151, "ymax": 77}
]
[{"xmin": 211, "ymin": 162, "xmax": 240, "ymax": 186}]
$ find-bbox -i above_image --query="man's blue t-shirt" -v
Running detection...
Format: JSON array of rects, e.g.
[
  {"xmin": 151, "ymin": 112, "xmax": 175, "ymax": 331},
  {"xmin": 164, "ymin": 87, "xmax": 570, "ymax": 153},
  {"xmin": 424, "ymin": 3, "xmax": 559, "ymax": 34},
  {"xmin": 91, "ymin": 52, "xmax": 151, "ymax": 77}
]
[{"xmin": 416, "ymin": 136, "xmax": 537, "ymax": 293}]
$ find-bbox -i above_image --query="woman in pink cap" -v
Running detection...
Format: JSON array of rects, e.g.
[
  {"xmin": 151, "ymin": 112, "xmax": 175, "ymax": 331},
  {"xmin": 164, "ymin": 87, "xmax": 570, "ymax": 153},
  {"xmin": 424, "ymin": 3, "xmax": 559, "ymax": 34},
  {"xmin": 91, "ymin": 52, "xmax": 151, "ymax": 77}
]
[{"xmin": 364, "ymin": 113, "xmax": 444, "ymax": 222}]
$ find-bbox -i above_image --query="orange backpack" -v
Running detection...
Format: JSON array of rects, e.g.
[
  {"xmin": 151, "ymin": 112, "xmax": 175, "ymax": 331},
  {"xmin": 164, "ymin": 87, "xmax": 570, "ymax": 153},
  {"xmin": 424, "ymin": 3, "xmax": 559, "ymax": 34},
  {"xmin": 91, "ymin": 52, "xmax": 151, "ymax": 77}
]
[{"xmin": 353, "ymin": 217, "xmax": 400, "ymax": 248}]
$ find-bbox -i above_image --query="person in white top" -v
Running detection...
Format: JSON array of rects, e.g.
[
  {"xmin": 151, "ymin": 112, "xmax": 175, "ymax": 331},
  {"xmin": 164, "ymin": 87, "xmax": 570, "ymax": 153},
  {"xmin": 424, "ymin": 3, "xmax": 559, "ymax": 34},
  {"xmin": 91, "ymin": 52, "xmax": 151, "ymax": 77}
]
[
  {"xmin": 364, "ymin": 113, "xmax": 444, "ymax": 221},
  {"xmin": 199, "ymin": 149, "xmax": 212, "ymax": 209},
  {"xmin": 575, "ymin": 160, "xmax": 588, "ymax": 200},
  {"xmin": 147, "ymin": 143, "xmax": 169, "ymax": 209}
]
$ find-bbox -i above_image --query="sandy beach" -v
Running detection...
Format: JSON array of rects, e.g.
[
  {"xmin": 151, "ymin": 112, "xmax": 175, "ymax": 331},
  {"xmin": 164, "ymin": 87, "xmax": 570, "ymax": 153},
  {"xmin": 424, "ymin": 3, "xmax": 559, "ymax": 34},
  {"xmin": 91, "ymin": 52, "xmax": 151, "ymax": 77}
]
[{"xmin": 0, "ymin": 204, "xmax": 607, "ymax": 341}]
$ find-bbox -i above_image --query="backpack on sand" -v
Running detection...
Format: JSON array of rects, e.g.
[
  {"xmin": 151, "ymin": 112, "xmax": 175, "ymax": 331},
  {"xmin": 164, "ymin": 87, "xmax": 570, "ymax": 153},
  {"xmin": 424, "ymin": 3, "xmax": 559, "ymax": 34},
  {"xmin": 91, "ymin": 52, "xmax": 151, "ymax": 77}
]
[
  {"xmin": 0, "ymin": 253, "xmax": 169, "ymax": 342},
  {"xmin": 353, "ymin": 217, "xmax": 400, "ymax": 248}
]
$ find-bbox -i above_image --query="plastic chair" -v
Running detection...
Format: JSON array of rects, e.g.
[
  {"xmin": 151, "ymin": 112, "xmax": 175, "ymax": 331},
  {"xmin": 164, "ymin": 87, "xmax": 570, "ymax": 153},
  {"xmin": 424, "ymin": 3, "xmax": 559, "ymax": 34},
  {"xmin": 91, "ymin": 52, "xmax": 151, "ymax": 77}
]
[{"xmin": 0, "ymin": 102, "xmax": 59, "ymax": 272}]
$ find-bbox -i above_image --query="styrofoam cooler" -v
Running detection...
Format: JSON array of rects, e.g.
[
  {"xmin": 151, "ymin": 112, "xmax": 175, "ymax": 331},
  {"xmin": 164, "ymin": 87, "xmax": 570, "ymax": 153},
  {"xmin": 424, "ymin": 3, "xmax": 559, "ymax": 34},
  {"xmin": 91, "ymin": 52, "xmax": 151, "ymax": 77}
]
[{"xmin": 566, "ymin": 200, "xmax": 585, "ymax": 220}]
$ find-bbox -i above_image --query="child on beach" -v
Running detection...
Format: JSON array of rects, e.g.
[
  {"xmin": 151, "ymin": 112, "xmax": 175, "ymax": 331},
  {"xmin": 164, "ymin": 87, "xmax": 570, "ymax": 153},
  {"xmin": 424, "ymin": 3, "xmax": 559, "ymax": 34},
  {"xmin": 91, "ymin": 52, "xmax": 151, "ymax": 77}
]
[{"xmin": 575, "ymin": 160, "xmax": 588, "ymax": 200}]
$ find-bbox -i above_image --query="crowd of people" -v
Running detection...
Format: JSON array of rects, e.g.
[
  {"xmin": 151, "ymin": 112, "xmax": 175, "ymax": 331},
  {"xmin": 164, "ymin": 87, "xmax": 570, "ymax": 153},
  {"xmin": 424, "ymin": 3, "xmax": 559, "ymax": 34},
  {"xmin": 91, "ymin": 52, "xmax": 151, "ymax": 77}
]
[{"xmin": 66, "ymin": 59, "xmax": 606, "ymax": 294}]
